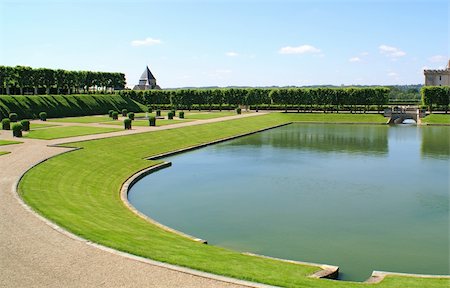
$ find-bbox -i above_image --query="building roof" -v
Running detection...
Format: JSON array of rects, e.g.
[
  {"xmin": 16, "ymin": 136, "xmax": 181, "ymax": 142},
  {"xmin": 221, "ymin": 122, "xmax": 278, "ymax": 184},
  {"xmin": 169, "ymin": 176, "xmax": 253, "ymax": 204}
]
[{"xmin": 139, "ymin": 66, "xmax": 156, "ymax": 83}]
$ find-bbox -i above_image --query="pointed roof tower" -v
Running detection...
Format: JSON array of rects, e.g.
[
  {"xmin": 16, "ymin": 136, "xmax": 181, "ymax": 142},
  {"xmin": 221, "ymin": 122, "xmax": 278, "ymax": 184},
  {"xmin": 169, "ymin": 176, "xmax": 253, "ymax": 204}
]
[{"xmin": 139, "ymin": 66, "xmax": 156, "ymax": 86}]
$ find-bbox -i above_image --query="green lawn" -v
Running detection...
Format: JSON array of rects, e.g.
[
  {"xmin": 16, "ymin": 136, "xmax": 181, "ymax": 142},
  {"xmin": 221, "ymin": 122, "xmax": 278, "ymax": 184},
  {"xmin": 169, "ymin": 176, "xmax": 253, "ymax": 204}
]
[
  {"xmin": 104, "ymin": 119, "xmax": 192, "ymax": 127},
  {"xmin": 421, "ymin": 114, "xmax": 450, "ymax": 124},
  {"xmin": 284, "ymin": 112, "xmax": 387, "ymax": 123},
  {"xmin": 48, "ymin": 115, "xmax": 113, "ymax": 123},
  {"xmin": 30, "ymin": 123, "xmax": 59, "ymax": 130},
  {"xmin": 19, "ymin": 113, "xmax": 447, "ymax": 288},
  {"xmin": 0, "ymin": 151, "xmax": 10, "ymax": 156},
  {"xmin": 185, "ymin": 111, "xmax": 236, "ymax": 119},
  {"xmin": 24, "ymin": 126, "xmax": 122, "ymax": 140},
  {"xmin": 0, "ymin": 139, "xmax": 22, "ymax": 146}
]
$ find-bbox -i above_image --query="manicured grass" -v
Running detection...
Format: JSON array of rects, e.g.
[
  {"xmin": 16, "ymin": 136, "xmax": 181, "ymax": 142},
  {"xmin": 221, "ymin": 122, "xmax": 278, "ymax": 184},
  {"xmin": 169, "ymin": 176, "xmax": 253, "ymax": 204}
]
[
  {"xmin": 24, "ymin": 126, "xmax": 121, "ymax": 140},
  {"xmin": 48, "ymin": 115, "xmax": 113, "ymax": 123},
  {"xmin": 421, "ymin": 114, "xmax": 450, "ymax": 124},
  {"xmin": 19, "ymin": 113, "xmax": 447, "ymax": 288},
  {"xmin": 185, "ymin": 111, "xmax": 236, "ymax": 119},
  {"xmin": 30, "ymin": 123, "xmax": 59, "ymax": 130},
  {"xmin": 283, "ymin": 112, "xmax": 387, "ymax": 123},
  {"xmin": 0, "ymin": 151, "xmax": 10, "ymax": 156},
  {"xmin": 0, "ymin": 140, "xmax": 22, "ymax": 146},
  {"xmin": 104, "ymin": 119, "xmax": 192, "ymax": 127}
]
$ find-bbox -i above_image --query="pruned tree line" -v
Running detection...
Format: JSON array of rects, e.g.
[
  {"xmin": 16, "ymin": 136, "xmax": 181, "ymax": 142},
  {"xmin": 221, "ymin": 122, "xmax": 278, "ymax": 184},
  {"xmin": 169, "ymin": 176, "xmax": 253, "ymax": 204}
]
[
  {"xmin": 421, "ymin": 86, "xmax": 450, "ymax": 113},
  {"xmin": 120, "ymin": 87, "xmax": 390, "ymax": 113},
  {"xmin": 0, "ymin": 65, "xmax": 126, "ymax": 95}
]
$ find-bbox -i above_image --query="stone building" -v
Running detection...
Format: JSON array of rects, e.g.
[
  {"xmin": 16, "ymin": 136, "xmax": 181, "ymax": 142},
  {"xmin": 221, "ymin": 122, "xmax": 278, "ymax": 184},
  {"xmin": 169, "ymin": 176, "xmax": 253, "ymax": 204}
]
[
  {"xmin": 424, "ymin": 60, "xmax": 450, "ymax": 86},
  {"xmin": 133, "ymin": 66, "xmax": 161, "ymax": 90}
]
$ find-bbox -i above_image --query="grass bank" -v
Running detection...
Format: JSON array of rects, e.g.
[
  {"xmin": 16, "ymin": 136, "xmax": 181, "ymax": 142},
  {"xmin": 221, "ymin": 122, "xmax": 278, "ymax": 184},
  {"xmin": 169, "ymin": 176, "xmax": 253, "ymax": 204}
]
[
  {"xmin": 421, "ymin": 114, "xmax": 450, "ymax": 125},
  {"xmin": 19, "ymin": 113, "xmax": 447, "ymax": 288},
  {"xmin": 0, "ymin": 151, "xmax": 10, "ymax": 156},
  {"xmin": 0, "ymin": 140, "xmax": 22, "ymax": 146}
]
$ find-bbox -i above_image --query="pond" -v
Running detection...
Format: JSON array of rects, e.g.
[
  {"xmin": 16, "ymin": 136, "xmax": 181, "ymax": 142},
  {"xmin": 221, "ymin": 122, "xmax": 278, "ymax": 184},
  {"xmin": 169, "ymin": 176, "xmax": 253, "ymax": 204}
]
[{"xmin": 128, "ymin": 124, "xmax": 449, "ymax": 282}]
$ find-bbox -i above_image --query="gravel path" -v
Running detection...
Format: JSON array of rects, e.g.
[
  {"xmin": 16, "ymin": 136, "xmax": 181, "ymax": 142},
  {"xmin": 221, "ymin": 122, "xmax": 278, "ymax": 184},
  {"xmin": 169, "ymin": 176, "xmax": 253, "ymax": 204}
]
[{"xmin": 0, "ymin": 113, "xmax": 269, "ymax": 288}]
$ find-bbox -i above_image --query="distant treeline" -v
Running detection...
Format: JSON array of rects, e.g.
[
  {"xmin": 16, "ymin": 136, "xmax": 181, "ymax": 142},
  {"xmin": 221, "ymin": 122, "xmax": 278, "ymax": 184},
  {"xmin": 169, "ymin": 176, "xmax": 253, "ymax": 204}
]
[
  {"xmin": 121, "ymin": 87, "xmax": 390, "ymax": 112},
  {"xmin": 0, "ymin": 66, "xmax": 126, "ymax": 95}
]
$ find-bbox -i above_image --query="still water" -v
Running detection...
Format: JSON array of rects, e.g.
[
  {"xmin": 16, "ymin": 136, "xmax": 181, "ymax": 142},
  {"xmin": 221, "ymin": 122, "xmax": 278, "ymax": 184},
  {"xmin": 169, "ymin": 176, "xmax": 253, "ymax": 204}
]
[{"xmin": 129, "ymin": 124, "xmax": 449, "ymax": 281}]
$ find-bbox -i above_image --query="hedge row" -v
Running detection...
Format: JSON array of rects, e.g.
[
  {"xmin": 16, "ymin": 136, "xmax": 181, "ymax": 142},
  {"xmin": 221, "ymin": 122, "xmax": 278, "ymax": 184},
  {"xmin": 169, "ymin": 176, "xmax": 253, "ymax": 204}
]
[
  {"xmin": 421, "ymin": 86, "xmax": 450, "ymax": 112},
  {"xmin": 120, "ymin": 87, "xmax": 390, "ymax": 112},
  {"xmin": 0, "ymin": 94, "xmax": 146, "ymax": 120}
]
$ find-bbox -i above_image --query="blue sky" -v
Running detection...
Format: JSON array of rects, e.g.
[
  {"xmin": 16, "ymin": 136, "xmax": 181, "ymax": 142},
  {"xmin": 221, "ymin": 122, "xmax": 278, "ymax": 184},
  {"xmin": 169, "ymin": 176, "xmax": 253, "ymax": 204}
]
[{"xmin": 0, "ymin": 0, "xmax": 448, "ymax": 88}]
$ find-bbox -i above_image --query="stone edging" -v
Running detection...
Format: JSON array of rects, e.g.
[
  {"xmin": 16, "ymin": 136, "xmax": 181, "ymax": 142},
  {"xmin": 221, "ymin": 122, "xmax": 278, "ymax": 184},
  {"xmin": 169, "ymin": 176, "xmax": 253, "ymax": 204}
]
[{"xmin": 365, "ymin": 270, "xmax": 450, "ymax": 284}]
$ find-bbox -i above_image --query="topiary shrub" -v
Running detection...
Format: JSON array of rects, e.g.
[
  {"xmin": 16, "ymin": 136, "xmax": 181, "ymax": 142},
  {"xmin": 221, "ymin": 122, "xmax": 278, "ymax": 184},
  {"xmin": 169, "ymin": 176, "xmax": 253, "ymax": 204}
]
[
  {"xmin": 127, "ymin": 112, "xmax": 135, "ymax": 120},
  {"xmin": 122, "ymin": 109, "xmax": 128, "ymax": 117},
  {"xmin": 12, "ymin": 123, "xmax": 23, "ymax": 137},
  {"xmin": 149, "ymin": 116, "xmax": 156, "ymax": 126},
  {"xmin": 2, "ymin": 118, "xmax": 11, "ymax": 130},
  {"xmin": 112, "ymin": 111, "xmax": 119, "ymax": 120},
  {"xmin": 20, "ymin": 120, "xmax": 30, "ymax": 131},
  {"xmin": 9, "ymin": 113, "xmax": 18, "ymax": 122},
  {"xmin": 168, "ymin": 111, "xmax": 174, "ymax": 120},
  {"xmin": 124, "ymin": 118, "xmax": 132, "ymax": 130},
  {"xmin": 179, "ymin": 111, "xmax": 185, "ymax": 119},
  {"xmin": 147, "ymin": 105, "xmax": 153, "ymax": 113},
  {"xmin": 236, "ymin": 107, "xmax": 241, "ymax": 114},
  {"xmin": 108, "ymin": 110, "xmax": 114, "ymax": 118},
  {"xmin": 39, "ymin": 112, "xmax": 47, "ymax": 121},
  {"xmin": 171, "ymin": 109, "xmax": 176, "ymax": 117},
  {"xmin": 156, "ymin": 110, "xmax": 161, "ymax": 117}
]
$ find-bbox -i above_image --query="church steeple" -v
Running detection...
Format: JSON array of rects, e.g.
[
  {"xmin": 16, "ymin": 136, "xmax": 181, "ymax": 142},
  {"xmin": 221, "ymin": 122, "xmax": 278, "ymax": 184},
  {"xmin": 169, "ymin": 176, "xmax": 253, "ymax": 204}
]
[{"xmin": 134, "ymin": 66, "xmax": 160, "ymax": 90}]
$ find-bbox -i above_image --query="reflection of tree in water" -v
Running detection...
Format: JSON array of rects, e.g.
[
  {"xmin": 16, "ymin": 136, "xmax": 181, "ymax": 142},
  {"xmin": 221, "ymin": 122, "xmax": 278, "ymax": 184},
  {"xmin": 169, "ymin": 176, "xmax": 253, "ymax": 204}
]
[
  {"xmin": 229, "ymin": 124, "xmax": 389, "ymax": 155},
  {"xmin": 421, "ymin": 127, "xmax": 450, "ymax": 159}
]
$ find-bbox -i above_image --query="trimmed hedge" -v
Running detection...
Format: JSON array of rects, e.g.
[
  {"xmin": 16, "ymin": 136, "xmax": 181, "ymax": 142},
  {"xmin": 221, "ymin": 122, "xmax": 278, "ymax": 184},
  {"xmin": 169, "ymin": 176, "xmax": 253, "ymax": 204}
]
[
  {"xmin": 178, "ymin": 111, "xmax": 184, "ymax": 119},
  {"xmin": 2, "ymin": 118, "xmax": 10, "ymax": 130},
  {"xmin": 149, "ymin": 116, "xmax": 156, "ymax": 126},
  {"xmin": 39, "ymin": 112, "xmax": 47, "ymax": 121},
  {"xmin": 127, "ymin": 112, "xmax": 135, "ymax": 120},
  {"xmin": 108, "ymin": 110, "xmax": 114, "ymax": 118},
  {"xmin": 20, "ymin": 120, "xmax": 30, "ymax": 131},
  {"xmin": 124, "ymin": 118, "xmax": 132, "ymax": 130},
  {"xmin": 122, "ymin": 109, "xmax": 128, "ymax": 117},
  {"xmin": 9, "ymin": 113, "xmax": 18, "ymax": 122},
  {"xmin": 156, "ymin": 110, "xmax": 161, "ymax": 117},
  {"xmin": 168, "ymin": 111, "xmax": 174, "ymax": 120},
  {"xmin": 12, "ymin": 123, "xmax": 23, "ymax": 137},
  {"xmin": 236, "ymin": 107, "xmax": 241, "ymax": 114},
  {"xmin": 111, "ymin": 111, "xmax": 119, "ymax": 120},
  {"xmin": 421, "ymin": 86, "xmax": 450, "ymax": 113},
  {"xmin": 0, "ymin": 94, "xmax": 146, "ymax": 120}
]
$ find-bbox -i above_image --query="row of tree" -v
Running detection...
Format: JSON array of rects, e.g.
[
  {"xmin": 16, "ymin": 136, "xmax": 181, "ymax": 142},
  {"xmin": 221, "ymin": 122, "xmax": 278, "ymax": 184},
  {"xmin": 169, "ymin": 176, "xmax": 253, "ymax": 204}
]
[
  {"xmin": 120, "ymin": 87, "xmax": 390, "ymax": 112},
  {"xmin": 0, "ymin": 66, "xmax": 126, "ymax": 95},
  {"xmin": 421, "ymin": 86, "xmax": 450, "ymax": 112}
]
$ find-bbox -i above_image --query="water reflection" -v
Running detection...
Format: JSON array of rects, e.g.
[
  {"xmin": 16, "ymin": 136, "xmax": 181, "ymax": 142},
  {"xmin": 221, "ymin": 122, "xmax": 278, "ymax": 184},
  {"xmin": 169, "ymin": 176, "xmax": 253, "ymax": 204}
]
[
  {"xmin": 230, "ymin": 124, "xmax": 389, "ymax": 156},
  {"xmin": 421, "ymin": 126, "xmax": 450, "ymax": 159}
]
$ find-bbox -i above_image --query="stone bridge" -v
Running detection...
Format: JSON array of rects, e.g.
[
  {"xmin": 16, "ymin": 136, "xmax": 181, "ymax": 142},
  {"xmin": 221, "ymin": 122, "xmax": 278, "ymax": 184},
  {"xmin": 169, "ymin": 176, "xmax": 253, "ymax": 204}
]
[{"xmin": 385, "ymin": 106, "xmax": 425, "ymax": 124}]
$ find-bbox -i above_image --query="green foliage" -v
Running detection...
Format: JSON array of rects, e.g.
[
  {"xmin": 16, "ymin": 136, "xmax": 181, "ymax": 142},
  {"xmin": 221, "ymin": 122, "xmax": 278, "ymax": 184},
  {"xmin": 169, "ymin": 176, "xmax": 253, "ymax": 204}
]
[
  {"xmin": 178, "ymin": 111, "xmax": 185, "ymax": 119},
  {"xmin": 120, "ymin": 87, "xmax": 390, "ymax": 113},
  {"xmin": 127, "ymin": 112, "xmax": 135, "ymax": 120},
  {"xmin": 236, "ymin": 107, "xmax": 241, "ymax": 114},
  {"xmin": 2, "ymin": 118, "xmax": 10, "ymax": 130},
  {"xmin": 111, "ymin": 111, "xmax": 119, "ymax": 120},
  {"xmin": 168, "ymin": 111, "xmax": 174, "ymax": 119},
  {"xmin": 12, "ymin": 123, "xmax": 23, "ymax": 137},
  {"xmin": 20, "ymin": 120, "xmax": 30, "ymax": 131},
  {"xmin": 148, "ymin": 116, "xmax": 156, "ymax": 126},
  {"xmin": 421, "ymin": 86, "xmax": 450, "ymax": 113},
  {"xmin": 156, "ymin": 109, "xmax": 161, "ymax": 117},
  {"xmin": 108, "ymin": 110, "xmax": 114, "ymax": 118},
  {"xmin": 124, "ymin": 118, "xmax": 132, "ymax": 130},
  {"xmin": 122, "ymin": 109, "xmax": 128, "ymax": 117},
  {"xmin": 0, "ymin": 65, "xmax": 126, "ymax": 95},
  {"xmin": 0, "ymin": 94, "xmax": 145, "ymax": 119},
  {"xmin": 39, "ymin": 112, "xmax": 47, "ymax": 121},
  {"xmin": 9, "ymin": 112, "xmax": 18, "ymax": 122}
]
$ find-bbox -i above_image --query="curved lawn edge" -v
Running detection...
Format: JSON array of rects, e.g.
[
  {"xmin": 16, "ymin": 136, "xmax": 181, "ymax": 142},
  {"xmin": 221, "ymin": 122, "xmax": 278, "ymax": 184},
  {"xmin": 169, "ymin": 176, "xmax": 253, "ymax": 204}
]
[{"xmin": 18, "ymin": 113, "xmax": 450, "ymax": 288}]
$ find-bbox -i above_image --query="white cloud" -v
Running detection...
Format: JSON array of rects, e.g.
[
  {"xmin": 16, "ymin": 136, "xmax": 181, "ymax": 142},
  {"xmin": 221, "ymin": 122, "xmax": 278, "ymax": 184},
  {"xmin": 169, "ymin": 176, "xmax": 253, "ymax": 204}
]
[
  {"xmin": 379, "ymin": 45, "xmax": 406, "ymax": 58},
  {"xmin": 131, "ymin": 37, "xmax": 162, "ymax": 47},
  {"xmin": 349, "ymin": 57, "xmax": 361, "ymax": 62},
  {"xmin": 429, "ymin": 55, "xmax": 446, "ymax": 63},
  {"xmin": 279, "ymin": 45, "xmax": 321, "ymax": 55},
  {"xmin": 387, "ymin": 72, "xmax": 398, "ymax": 77},
  {"xmin": 225, "ymin": 51, "xmax": 239, "ymax": 57}
]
